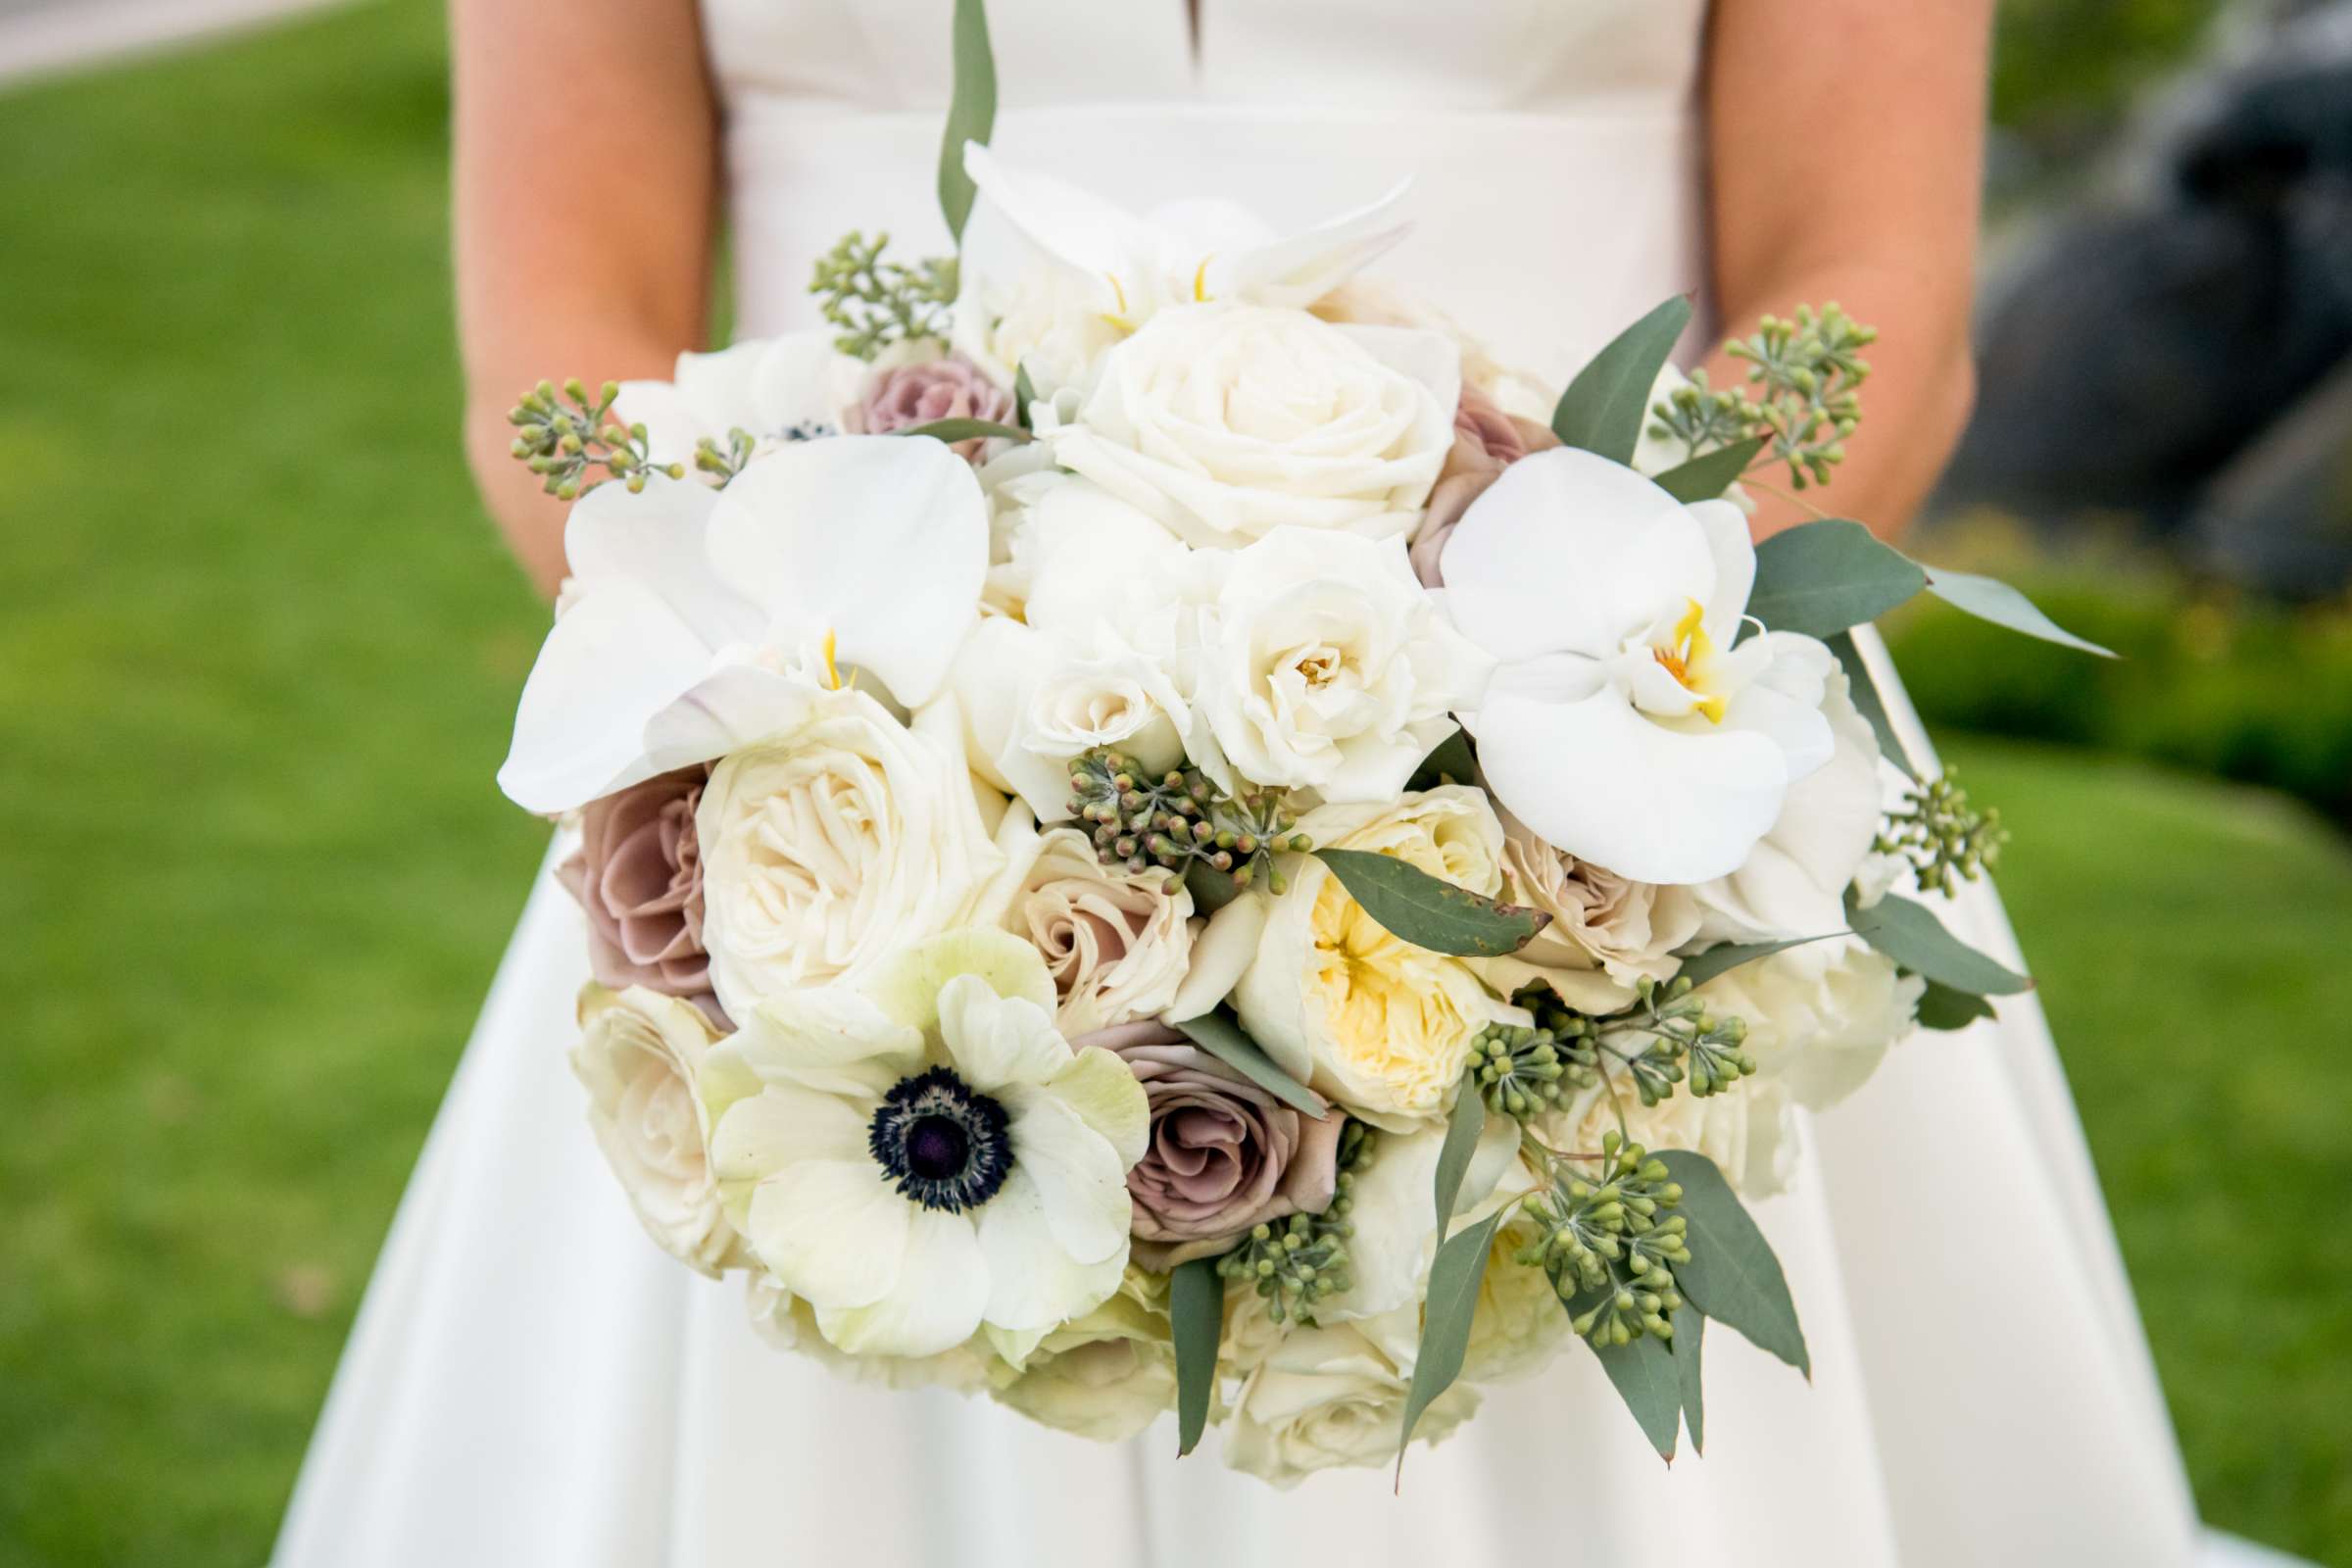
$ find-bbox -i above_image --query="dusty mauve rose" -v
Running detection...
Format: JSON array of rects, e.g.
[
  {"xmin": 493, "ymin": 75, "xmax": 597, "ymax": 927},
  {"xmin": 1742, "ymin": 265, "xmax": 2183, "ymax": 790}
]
[
  {"xmin": 1077, "ymin": 1021, "xmax": 1346, "ymax": 1268},
  {"xmin": 847, "ymin": 353, "xmax": 1016, "ymax": 461},
  {"xmin": 558, "ymin": 767, "xmax": 725, "ymax": 1028},
  {"xmin": 1406, "ymin": 386, "xmax": 1559, "ymax": 588}
]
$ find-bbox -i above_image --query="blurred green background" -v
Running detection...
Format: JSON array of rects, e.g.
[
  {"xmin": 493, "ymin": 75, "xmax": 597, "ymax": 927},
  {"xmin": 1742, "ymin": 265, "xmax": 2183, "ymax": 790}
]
[{"xmin": 0, "ymin": 1, "xmax": 2346, "ymax": 1564}]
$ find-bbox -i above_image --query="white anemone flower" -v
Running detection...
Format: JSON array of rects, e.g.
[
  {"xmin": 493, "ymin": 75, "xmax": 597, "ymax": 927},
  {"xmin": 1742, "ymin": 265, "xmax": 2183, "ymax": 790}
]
[
  {"xmin": 1438, "ymin": 448, "xmax": 1837, "ymax": 885},
  {"xmin": 953, "ymin": 143, "xmax": 1411, "ymax": 392},
  {"xmin": 497, "ymin": 435, "xmax": 988, "ymax": 814},
  {"xmin": 702, "ymin": 930, "xmax": 1150, "ymax": 1360}
]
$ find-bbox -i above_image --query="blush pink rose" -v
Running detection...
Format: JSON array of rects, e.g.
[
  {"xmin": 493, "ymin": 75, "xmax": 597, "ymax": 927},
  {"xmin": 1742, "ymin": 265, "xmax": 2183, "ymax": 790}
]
[
  {"xmin": 847, "ymin": 354, "xmax": 1016, "ymax": 461},
  {"xmin": 558, "ymin": 767, "xmax": 726, "ymax": 1029},
  {"xmin": 1406, "ymin": 385, "xmax": 1560, "ymax": 588}
]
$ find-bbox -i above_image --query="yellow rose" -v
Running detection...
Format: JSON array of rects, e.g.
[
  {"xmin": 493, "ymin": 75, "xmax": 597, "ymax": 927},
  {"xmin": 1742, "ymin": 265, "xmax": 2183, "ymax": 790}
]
[{"xmin": 1231, "ymin": 787, "xmax": 1519, "ymax": 1129}]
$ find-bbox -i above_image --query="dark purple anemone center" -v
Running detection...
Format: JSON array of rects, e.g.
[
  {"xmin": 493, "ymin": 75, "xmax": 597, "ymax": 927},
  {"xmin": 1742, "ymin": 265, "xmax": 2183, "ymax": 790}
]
[{"xmin": 867, "ymin": 1065, "xmax": 1012, "ymax": 1213}]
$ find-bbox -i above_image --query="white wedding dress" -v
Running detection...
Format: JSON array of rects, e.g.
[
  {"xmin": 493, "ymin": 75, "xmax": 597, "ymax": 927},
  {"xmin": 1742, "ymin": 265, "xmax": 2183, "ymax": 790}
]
[{"xmin": 274, "ymin": 4, "xmax": 2272, "ymax": 1564}]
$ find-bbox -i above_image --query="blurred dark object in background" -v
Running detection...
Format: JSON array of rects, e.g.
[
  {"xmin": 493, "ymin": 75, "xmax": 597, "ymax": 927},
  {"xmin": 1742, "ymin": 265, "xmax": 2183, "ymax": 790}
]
[{"xmin": 1938, "ymin": 1, "xmax": 2352, "ymax": 600}]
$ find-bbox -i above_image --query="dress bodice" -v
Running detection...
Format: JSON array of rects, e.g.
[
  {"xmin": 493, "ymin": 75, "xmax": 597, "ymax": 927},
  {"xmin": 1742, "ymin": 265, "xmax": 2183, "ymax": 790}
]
[{"xmin": 699, "ymin": 0, "xmax": 1713, "ymax": 382}]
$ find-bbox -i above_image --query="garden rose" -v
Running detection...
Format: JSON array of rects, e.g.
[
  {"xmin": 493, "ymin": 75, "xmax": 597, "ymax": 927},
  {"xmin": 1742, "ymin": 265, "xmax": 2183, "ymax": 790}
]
[
  {"xmin": 572, "ymin": 985, "xmax": 743, "ymax": 1277},
  {"xmin": 1191, "ymin": 527, "xmax": 1491, "ymax": 803},
  {"xmin": 1223, "ymin": 1305, "xmax": 1477, "ymax": 1487},
  {"xmin": 1478, "ymin": 810, "xmax": 1699, "ymax": 1006},
  {"xmin": 1005, "ymin": 829, "xmax": 1196, "ymax": 1036},
  {"xmin": 1040, "ymin": 304, "xmax": 1459, "ymax": 549},
  {"xmin": 989, "ymin": 1266, "xmax": 1178, "ymax": 1442},
  {"xmin": 1232, "ymin": 788, "xmax": 1521, "ymax": 1129},
  {"xmin": 558, "ymin": 766, "xmax": 723, "ymax": 1027},
  {"xmin": 1079, "ymin": 1020, "xmax": 1346, "ymax": 1268},
  {"xmin": 847, "ymin": 349, "xmax": 1017, "ymax": 461},
  {"xmin": 695, "ymin": 688, "xmax": 1004, "ymax": 1016}
]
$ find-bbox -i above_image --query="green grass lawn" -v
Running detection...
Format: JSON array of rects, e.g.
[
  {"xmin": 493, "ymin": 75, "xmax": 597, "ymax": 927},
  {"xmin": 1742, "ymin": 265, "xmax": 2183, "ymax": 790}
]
[{"xmin": 0, "ymin": 5, "xmax": 2347, "ymax": 1565}]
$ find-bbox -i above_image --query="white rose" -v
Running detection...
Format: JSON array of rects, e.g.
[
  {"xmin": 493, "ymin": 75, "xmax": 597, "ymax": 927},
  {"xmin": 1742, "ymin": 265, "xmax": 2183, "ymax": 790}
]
[
  {"xmin": 571, "ymin": 985, "xmax": 744, "ymax": 1277},
  {"xmin": 744, "ymin": 1273, "xmax": 998, "ymax": 1393},
  {"xmin": 1224, "ymin": 1305, "xmax": 1478, "ymax": 1488},
  {"xmin": 1191, "ymin": 528, "xmax": 1491, "ymax": 802},
  {"xmin": 1698, "ymin": 943, "xmax": 1924, "ymax": 1112},
  {"xmin": 953, "ymin": 258, "xmax": 1131, "ymax": 399},
  {"xmin": 1232, "ymin": 788, "xmax": 1520, "ymax": 1129},
  {"xmin": 1041, "ymin": 304, "xmax": 1460, "ymax": 549},
  {"xmin": 695, "ymin": 688, "xmax": 1004, "ymax": 1015},
  {"xmin": 989, "ymin": 1267, "xmax": 1178, "ymax": 1442},
  {"xmin": 1314, "ymin": 1116, "xmax": 1525, "ymax": 1323},
  {"xmin": 1690, "ymin": 666, "xmax": 1886, "ymax": 946},
  {"xmin": 1540, "ymin": 1068, "xmax": 1798, "ymax": 1200},
  {"xmin": 1004, "ymin": 825, "xmax": 1196, "ymax": 1035}
]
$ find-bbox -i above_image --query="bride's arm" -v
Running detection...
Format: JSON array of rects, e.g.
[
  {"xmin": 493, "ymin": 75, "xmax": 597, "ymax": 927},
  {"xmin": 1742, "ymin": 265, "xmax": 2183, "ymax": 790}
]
[
  {"xmin": 1703, "ymin": 0, "xmax": 1995, "ymax": 540},
  {"xmin": 452, "ymin": 0, "xmax": 719, "ymax": 595}
]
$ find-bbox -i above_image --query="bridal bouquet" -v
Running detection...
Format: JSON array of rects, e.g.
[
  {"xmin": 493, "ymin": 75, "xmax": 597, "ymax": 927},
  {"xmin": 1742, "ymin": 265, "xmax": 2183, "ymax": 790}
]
[{"xmin": 494, "ymin": 0, "xmax": 2100, "ymax": 1484}]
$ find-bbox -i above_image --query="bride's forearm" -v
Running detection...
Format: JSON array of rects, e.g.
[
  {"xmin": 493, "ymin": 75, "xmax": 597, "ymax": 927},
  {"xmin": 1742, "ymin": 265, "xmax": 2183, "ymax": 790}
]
[{"xmin": 1703, "ymin": 0, "xmax": 1994, "ymax": 543}]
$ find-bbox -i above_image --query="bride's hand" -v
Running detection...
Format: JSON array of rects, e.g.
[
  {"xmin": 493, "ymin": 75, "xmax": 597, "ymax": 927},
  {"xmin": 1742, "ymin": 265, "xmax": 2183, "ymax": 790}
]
[{"xmin": 451, "ymin": 0, "xmax": 718, "ymax": 597}]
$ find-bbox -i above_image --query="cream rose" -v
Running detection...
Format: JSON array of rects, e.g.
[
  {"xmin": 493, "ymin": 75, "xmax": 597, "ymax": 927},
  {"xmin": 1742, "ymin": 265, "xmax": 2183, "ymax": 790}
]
[
  {"xmin": 695, "ymin": 688, "xmax": 1004, "ymax": 1016},
  {"xmin": 1040, "ymin": 304, "xmax": 1460, "ymax": 549},
  {"xmin": 1223, "ymin": 1304, "xmax": 1478, "ymax": 1487},
  {"xmin": 1475, "ymin": 810, "xmax": 1698, "ymax": 1010},
  {"xmin": 1231, "ymin": 788, "xmax": 1520, "ymax": 1129},
  {"xmin": 1004, "ymin": 827, "xmax": 1196, "ymax": 1035},
  {"xmin": 571, "ymin": 985, "xmax": 744, "ymax": 1277},
  {"xmin": 1461, "ymin": 1211, "xmax": 1573, "ymax": 1384},
  {"xmin": 1697, "ymin": 942, "xmax": 1924, "ymax": 1112},
  {"xmin": 989, "ymin": 1266, "xmax": 1178, "ymax": 1442},
  {"xmin": 1191, "ymin": 528, "xmax": 1491, "ymax": 802}
]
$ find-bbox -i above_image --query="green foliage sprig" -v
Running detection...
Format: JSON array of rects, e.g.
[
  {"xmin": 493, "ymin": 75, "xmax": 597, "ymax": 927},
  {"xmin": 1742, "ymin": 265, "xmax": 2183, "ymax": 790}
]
[
  {"xmin": 1520, "ymin": 1130, "xmax": 1690, "ymax": 1348},
  {"xmin": 1066, "ymin": 749, "xmax": 1312, "ymax": 892},
  {"xmin": 1643, "ymin": 301, "xmax": 1879, "ymax": 494},
  {"xmin": 1877, "ymin": 767, "xmax": 2008, "ymax": 897},
  {"xmin": 506, "ymin": 378, "xmax": 684, "ymax": 501},
  {"xmin": 809, "ymin": 230, "xmax": 956, "ymax": 360},
  {"xmin": 1484, "ymin": 978, "xmax": 1756, "ymax": 1123},
  {"xmin": 1214, "ymin": 1121, "xmax": 1373, "ymax": 1326}
]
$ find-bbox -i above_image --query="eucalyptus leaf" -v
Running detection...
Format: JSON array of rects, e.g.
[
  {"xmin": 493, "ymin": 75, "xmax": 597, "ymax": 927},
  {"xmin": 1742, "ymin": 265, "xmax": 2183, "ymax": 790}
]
[
  {"xmin": 1173, "ymin": 1010, "xmax": 1328, "ymax": 1117},
  {"xmin": 1012, "ymin": 361, "xmax": 1038, "ymax": 432},
  {"xmin": 1315, "ymin": 848, "xmax": 1549, "ymax": 958},
  {"xmin": 1406, "ymin": 728, "xmax": 1478, "ymax": 792},
  {"xmin": 1170, "ymin": 1257, "xmax": 1223, "ymax": 1457},
  {"xmin": 1824, "ymin": 630, "xmax": 1919, "ymax": 781},
  {"xmin": 935, "ymin": 0, "xmax": 997, "ymax": 243},
  {"xmin": 1922, "ymin": 566, "xmax": 2117, "ymax": 659},
  {"xmin": 1915, "ymin": 978, "xmax": 1998, "ymax": 1031},
  {"xmin": 1550, "ymin": 296, "xmax": 1693, "ymax": 464},
  {"xmin": 1844, "ymin": 890, "xmax": 2033, "ymax": 997},
  {"xmin": 896, "ymin": 416, "xmax": 1030, "ymax": 446},
  {"xmin": 1654, "ymin": 1150, "xmax": 1809, "ymax": 1377},
  {"xmin": 1183, "ymin": 859, "xmax": 1243, "ymax": 914},
  {"xmin": 1396, "ymin": 1207, "xmax": 1506, "ymax": 1473},
  {"xmin": 1675, "ymin": 1308, "xmax": 1706, "ymax": 1455},
  {"xmin": 1432, "ymin": 1081, "xmax": 1488, "ymax": 1230},
  {"xmin": 1650, "ymin": 436, "xmax": 1765, "ymax": 505},
  {"xmin": 1744, "ymin": 518, "xmax": 1927, "ymax": 639},
  {"xmin": 1585, "ymin": 1320, "xmax": 1683, "ymax": 1461},
  {"xmin": 1673, "ymin": 932, "xmax": 1846, "ymax": 989}
]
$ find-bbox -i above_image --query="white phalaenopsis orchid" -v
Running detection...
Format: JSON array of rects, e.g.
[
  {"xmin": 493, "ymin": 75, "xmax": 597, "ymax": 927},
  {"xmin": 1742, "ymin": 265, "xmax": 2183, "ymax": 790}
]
[
  {"xmin": 1438, "ymin": 448, "xmax": 1838, "ymax": 885},
  {"xmin": 953, "ymin": 143, "xmax": 1411, "ymax": 392},
  {"xmin": 612, "ymin": 331, "xmax": 866, "ymax": 467},
  {"xmin": 498, "ymin": 436, "xmax": 987, "ymax": 814}
]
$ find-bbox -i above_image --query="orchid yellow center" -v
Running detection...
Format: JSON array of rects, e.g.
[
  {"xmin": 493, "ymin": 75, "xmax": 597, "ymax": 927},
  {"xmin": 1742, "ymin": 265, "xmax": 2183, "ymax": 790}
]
[
  {"xmin": 1192, "ymin": 255, "xmax": 1214, "ymax": 303},
  {"xmin": 1652, "ymin": 598, "xmax": 1727, "ymax": 723},
  {"xmin": 820, "ymin": 628, "xmax": 843, "ymax": 691},
  {"xmin": 1101, "ymin": 271, "xmax": 1136, "ymax": 330}
]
